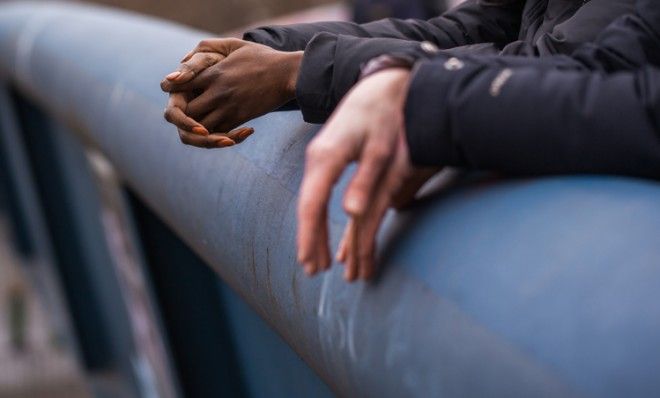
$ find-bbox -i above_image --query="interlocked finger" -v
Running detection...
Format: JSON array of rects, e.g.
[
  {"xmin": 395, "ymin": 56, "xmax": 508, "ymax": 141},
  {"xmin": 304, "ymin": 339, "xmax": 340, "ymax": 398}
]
[
  {"xmin": 164, "ymin": 93, "xmax": 209, "ymax": 136},
  {"xmin": 161, "ymin": 52, "xmax": 224, "ymax": 92}
]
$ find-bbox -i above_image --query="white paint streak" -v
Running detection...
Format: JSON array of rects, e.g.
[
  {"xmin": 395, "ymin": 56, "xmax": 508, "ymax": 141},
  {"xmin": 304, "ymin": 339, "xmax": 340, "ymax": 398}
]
[
  {"xmin": 346, "ymin": 287, "xmax": 363, "ymax": 363},
  {"xmin": 317, "ymin": 271, "xmax": 331, "ymax": 317}
]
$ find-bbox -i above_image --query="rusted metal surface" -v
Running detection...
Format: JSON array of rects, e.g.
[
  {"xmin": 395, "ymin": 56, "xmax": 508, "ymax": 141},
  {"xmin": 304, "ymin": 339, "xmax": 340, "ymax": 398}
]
[{"xmin": 1, "ymin": 2, "xmax": 660, "ymax": 397}]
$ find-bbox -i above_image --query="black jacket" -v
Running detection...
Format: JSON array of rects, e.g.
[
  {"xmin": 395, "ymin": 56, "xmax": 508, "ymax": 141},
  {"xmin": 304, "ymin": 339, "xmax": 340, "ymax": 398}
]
[
  {"xmin": 403, "ymin": 0, "xmax": 660, "ymax": 178},
  {"xmin": 245, "ymin": 0, "xmax": 633, "ymax": 122}
]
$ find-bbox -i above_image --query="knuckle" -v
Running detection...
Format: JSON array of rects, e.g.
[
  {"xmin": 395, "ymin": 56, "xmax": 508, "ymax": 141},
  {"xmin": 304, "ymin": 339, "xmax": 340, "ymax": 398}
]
[
  {"xmin": 203, "ymin": 53, "xmax": 218, "ymax": 67},
  {"xmin": 210, "ymin": 65, "xmax": 223, "ymax": 78},
  {"xmin": 368, "ymin": 143, "xmax": 392, "ymax": 162},
  {"xmin": 226, "ymin": 38, "xmax": 242, "ymax": 48},
  {"xmin": 179, "ymin": 63, "xmax": 192, "ymax": 73},
  {"xmin": 306, "ymin": 140, "xmax": 331, "ymax": 160},
  {"xmin": 186, "ymin": 103, "xmax": 200, "ymax": 118},
  {"xmin": 164, "ymin": 107, "xmax": 174, "ymax": 122},
  {"xmin": 349, "ymin": 180, "xmax": 369, "ymax": 195}
]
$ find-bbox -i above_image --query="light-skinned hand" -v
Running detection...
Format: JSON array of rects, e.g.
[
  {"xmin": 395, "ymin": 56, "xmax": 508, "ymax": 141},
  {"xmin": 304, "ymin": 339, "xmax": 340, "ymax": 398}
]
[{"xmin": 297, "ymin": 69, "xmax": 439, "ymax": 282}]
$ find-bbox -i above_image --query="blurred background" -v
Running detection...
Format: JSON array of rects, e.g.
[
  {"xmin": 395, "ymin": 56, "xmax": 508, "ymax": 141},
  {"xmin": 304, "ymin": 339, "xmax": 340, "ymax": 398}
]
[
  {"xmin": 84, "ymin": 0, "xmax": 451, "ymax": 31},
  {"xmin": 0, "ymin": 216, "xmax": 87, "ymax": 398},
  {"xmin": 0, "ymin": 0, "xmax": 456, "ymax": 396}
]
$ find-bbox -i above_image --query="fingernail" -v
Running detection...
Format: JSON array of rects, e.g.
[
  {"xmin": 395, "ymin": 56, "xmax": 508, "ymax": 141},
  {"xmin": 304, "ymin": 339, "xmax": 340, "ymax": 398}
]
[
  {"xmin": 166, "ymin": 71, "xmax": 181, "ymax": 80},
  {"xmin": 214, "ymin": 137, "xmax": 235, "ymax": 147},
  {"xmin": 192, "ymin": 126, "xmax": 209, "ymax": 136},
  {"xmin": 238, "ymin": 128, "xmax": 254, "ymax": 140}
]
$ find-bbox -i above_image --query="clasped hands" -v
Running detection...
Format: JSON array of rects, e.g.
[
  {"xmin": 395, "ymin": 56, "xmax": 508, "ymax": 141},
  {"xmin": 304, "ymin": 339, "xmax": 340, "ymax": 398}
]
[
  {"xmin": 161, "ymin": 38, "xmax": 302, "ymax": 147},
  {"xmin": 162, "ymin": 38, "xmax": 438, "ymax": 282}
]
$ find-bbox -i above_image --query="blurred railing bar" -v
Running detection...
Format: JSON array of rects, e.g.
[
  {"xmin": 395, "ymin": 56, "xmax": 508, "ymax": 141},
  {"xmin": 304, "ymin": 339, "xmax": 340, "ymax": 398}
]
[{"xmin": 0, "ymin": 81, "xmax": 80, "ymax": 368}]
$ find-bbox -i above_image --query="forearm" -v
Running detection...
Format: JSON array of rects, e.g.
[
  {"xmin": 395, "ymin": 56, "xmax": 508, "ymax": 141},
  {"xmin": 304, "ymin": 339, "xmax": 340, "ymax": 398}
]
[
  {"xmin": 295, "ymin": 34, "xmax": 439, "ymax": 123},
  {"xmin": 244, "ymin": 0, "xmax": 523, "ymax": 52},
  {"xmin": 243, "ymin": 21, "xmax": 380, "ymax": 51},
  {"xmin": 404, "ymin": 0, "xmax": 660, "ymax": 177},
  {"xmin": 245, "ymin": 0, "xmax": 523, "ymax": 121},
  {"xmin": 404, "ymin": 58, "xmax": 660, "ymax": 179}
]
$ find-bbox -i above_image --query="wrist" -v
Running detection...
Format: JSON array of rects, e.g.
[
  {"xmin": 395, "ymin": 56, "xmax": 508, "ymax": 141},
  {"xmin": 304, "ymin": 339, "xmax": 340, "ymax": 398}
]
[
  {"xmin": 360, "ymin": 54, "xmax": 415, "ymax": 80},
  {"xmin": 374, "ymin": 69, "xmax": 412, "ymax": 102},
  {"xmin": 360, "ymin": 56, "xmax": 412, "ymax": 105},
  {"xmin": 282, "ymin": 51, "xmax": 303, "ymax": 100}
]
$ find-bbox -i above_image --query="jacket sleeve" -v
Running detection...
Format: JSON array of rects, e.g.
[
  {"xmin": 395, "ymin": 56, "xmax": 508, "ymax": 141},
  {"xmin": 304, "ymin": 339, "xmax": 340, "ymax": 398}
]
[
  {"xmin": 571, "ymin": 0, "xmax": 660, "ymax": 71},
  {"xmin": 295, "ymin": 34, "xmax": 446, "ymax": 122},
  {"xmin": 403, "ymin": 0, "xmax": 660, "ymax": 179},
  {"xmin": 405, "ymin": 58, "xmax": 660, "ymax": 179},
  {"xmin": 243, "ymin": 0, "xmax": 524, "ymax": 122},
  {"xmin": 243, "ymin": 0, "xmax": 523, "ymax": 51}
]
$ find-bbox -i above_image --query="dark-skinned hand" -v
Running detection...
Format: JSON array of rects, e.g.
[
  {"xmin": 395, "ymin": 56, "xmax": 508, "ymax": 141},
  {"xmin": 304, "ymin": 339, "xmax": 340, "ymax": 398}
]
[{"xmin": 161, "ymin": 38, "xmax": 303, "ymax": 148}]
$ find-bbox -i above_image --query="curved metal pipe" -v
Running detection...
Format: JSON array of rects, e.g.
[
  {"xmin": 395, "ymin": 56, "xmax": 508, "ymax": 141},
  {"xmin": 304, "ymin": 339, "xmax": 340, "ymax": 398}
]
[{"xmin": 1, "ymin": 2, "xmax": 660, "ymax": 396}]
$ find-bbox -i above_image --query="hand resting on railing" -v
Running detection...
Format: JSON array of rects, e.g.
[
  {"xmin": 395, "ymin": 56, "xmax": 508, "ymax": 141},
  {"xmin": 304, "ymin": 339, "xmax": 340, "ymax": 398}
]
[{"xmin": 160, "ymin": 38, "xmax": 302, "ymax": 148}]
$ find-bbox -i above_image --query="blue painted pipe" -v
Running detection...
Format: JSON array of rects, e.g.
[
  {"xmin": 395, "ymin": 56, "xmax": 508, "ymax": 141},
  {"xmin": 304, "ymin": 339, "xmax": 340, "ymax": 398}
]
[{"xmin": 1, "ymin": 2, "xmax": 660, "ymax": 396}]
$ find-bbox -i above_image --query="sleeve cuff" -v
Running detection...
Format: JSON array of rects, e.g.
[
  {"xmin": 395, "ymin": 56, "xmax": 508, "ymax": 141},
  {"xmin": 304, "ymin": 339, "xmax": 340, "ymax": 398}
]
[
  {"xmin": 296, "ymin": 34, "xmax": 443, "ymax": 124},
  {"xmin": 294, "ymin": 32, "xmax": 339, "ymax": 124},
  {"xmin": 243, "ymin": 26, "xmax": 308, "ymax": 52},
  {"xmin": 404, "ymin": 56, "xmax": 489, "ymax": 167}
]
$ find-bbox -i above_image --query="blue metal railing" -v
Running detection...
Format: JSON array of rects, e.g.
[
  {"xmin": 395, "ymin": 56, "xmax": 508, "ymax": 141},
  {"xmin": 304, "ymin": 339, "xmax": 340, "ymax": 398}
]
[{"xmin": 2, "ymin": 1, "xmax": 660, "ymax": 397}]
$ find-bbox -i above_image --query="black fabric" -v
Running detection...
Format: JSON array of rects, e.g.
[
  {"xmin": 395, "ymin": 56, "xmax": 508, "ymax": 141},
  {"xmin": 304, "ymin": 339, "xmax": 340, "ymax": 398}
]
[
  {"xmin": 295, "ymin": 34, "xmax": 433, "ymax": 122},
  {"xmin": 352, "ymin": 0, "xmax": 447, "ymax": 23},
  {"xmin": 244, "ymin": 0, "xmax": 524, "ymax": 51},
  {"xmin": 404, "ymin": 0, "xmax": 660, "ymax": 178},
  {"xmin": 245, "ymin": 0, "xmax": 633, "ymax": 122}
]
